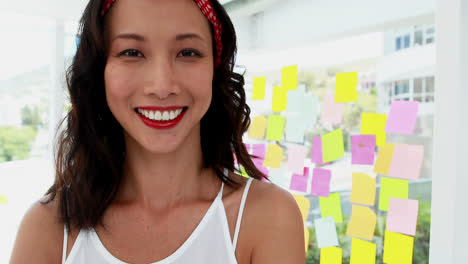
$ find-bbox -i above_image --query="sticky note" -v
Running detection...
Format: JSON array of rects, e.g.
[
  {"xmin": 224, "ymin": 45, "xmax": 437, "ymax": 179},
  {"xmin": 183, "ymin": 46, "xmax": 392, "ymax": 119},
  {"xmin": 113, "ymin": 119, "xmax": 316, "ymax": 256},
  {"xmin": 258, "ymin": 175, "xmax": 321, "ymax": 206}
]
[
  {"xmin": 266, "ymin": 115, "xmax": 285, "ymax": 141},
  {"xmin": 293, "ymin": 194, "xmax": 311, "ymax": 224},
  {"xmin": 282, "ymin": 65, "xmax": 298, "ymax": 91},
  {"xmin": 315, "ymin": 216, "xmax": 339, "ymax": 248},
  {"xmin": 322, "ymin": 129, "xmax": 345, "ymax": 163},
  {"xmin": 0, "ymin": 195, "xmax": 8, "ymax": 204},
  {"xmin": 252, "ymin": 76, "xmax": 266, "ymax": 100},
  {"xmin": 373, "ymin": 144, "xmax": 394, "ymax": 175},
  {"xmin": 303, "ymin": 95, "xmax": 320, "ymax": 128},
  {"xmin": 350, "ymin": 238, "xmax": 376, "ymax": 264},
  {"xmin": 304, "ymin": 228, "xmax": 310, "ymax": 252},
  {"xmin": 320, "ymin": 247, "xmax": 342, "ymax": 264},
  {"xmin": 239, "ymin": 167, "xmax": 249, "ymax": 178},
  {"xmin": 383, "ymin": 231, "xmax": 414, "ymax": 264},
  {"xmin": 334, "ymin": 72, "xmax": 358, "ymax": 102},
  {"xmin": 244, "ymin": 144, "xmax": 251, "ymax": 154},
  {"xmin": 272, "ymin": 86, "xmax": 287, "ymax": 112},
  {"xmin": 288, "ymin": 145, "xmax": 307, "ymax": 175},
  {"xmin": 285, "ymin": 114, "xmax": 306, "ymax": 143},
  {"xmin": 385, "ymin": 100, "xmax": 419, "ymax": 134},
  {"xmin": 388, "ymin": 144, "xmax": 424, "ymax": 180},
  {"xmin": 249, "ymin": 116, "xmax": 267, "ymax": 139},
  {"xmin": 319, "ymin": 193, "xmax": 343, "ymax": 223},
  {"xmin": 379, "ymin": 177, "xmax": 409, "ymax": 211},
  {"xmin": 351, "ymin": 135, "xmax": 376, "ymax": 165},
  {"xmin": 321, "ymin": 95, "xmax": 344, "ymax": 125},
  {"xmin": 386, "ymin": 198, "xmax": 419, "ymax": 236},
  {"xmin": 263, "ymin": 144, "xmax": 283, "ymax": 168},
  {"xmin": 252, "ymin": 143, "xmax": 266, "ymax": 159},
  {"xmin": 361, "ymin": 113, "xmax": 387, "ymax": 146},
  {"xmin": 287, "ymin": 86, "xmax": 306, "ymax": 113},
  {"xmin": 350, "ymin": 173, "xmax": 376, "ymax": 206},
  {"xmin": 311, "ymin": 136, "xmax": 325, "ymax": 165},
  {"xmin": 253, "ymin": 158, "xmax": 269, "ymax": 177},
  {"xmin": 346, "ymin": 205, "xmax": 377, "ymax": 241},
  {"xmin": 311, "ymin": 168, "xmax": 332, "ymax": 197},
  {"xmin": 290, "ymin": 167, "xmax": 310, "ymax": 192}
]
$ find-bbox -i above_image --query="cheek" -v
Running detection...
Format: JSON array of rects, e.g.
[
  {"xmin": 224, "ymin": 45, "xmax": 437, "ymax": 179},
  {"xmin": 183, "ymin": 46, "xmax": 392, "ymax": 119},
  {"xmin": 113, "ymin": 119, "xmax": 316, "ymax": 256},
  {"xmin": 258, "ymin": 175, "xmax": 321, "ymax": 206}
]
[
  {"xmin": 104, "ymin": 63, "xmax": 138, "ymax": 107},
  {"xmin": 178, "ymin": 66, "xmax": 213, "ymax": 105}
]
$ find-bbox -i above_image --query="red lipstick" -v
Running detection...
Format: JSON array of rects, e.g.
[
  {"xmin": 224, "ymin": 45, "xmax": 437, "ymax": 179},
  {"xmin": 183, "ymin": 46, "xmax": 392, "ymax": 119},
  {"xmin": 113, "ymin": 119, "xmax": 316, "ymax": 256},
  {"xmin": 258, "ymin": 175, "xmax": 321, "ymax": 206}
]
[{"xmin": 136, "ymin": 106, "xmax": 187, "ymax": 130}]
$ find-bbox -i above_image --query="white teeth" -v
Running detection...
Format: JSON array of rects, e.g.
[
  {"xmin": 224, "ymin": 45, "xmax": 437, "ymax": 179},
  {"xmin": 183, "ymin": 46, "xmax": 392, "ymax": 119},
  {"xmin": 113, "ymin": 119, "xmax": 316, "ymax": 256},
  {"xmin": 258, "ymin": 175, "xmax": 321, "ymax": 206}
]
[{"xmin": 138, "ymin": 108, "xmax": 184, "ymax": 122}]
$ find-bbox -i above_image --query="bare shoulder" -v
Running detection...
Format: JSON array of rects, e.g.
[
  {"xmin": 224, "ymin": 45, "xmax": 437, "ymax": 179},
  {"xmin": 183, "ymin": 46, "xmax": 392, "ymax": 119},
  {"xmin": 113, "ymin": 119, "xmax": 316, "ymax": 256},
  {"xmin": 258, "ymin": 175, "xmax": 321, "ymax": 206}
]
[
  {"xmin": 246, "ymin": 178, "xmax": 306, "ymax": 264},
  {"xmin": 9, "ymin": 194, "xmax": 64, "ymax": 264}
]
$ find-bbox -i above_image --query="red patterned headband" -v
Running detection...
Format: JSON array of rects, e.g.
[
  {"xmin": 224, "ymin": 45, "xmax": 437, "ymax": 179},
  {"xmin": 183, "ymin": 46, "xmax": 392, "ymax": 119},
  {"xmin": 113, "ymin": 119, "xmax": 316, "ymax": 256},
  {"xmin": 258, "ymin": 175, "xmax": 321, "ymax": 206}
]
[{"xmin": 101, "ymin": 0, "xmax": 223, "ymax": 67}]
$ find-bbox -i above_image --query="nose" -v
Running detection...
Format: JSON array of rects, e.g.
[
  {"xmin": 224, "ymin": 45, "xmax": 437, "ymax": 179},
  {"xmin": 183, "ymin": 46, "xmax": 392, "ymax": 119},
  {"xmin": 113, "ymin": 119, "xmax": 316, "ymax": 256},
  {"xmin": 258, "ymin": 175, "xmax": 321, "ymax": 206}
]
[{"xmin": 142, "ymin": 58, "xmax": 179, "ymax": 100}]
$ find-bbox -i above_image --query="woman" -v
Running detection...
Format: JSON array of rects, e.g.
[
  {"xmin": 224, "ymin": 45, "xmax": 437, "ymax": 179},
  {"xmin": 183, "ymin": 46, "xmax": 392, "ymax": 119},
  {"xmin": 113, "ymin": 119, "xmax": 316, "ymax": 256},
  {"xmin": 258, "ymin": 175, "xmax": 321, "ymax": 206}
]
[{"xmin": 10, "ymin": 0, "xmax": 305, "ymax": 263}]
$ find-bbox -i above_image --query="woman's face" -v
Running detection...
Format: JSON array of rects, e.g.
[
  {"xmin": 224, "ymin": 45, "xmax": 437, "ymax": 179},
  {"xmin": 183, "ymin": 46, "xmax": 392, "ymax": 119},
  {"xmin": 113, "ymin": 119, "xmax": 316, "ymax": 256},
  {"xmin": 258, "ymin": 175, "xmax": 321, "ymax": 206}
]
[{"xmin": 104, "ymin": 0, "xmax": 214, "ymax": 154}]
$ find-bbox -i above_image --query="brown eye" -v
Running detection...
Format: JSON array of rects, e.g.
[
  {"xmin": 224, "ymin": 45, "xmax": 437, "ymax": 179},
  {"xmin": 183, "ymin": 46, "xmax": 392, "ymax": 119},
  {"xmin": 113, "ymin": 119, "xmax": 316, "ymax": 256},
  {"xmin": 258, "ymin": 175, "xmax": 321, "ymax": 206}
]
[
  {"xmin": 178, "ymin": 49, "xmax": 201, "ymax": 57},
  {"xmin": 120, "ymin": 49, "xmax": 143, "ymax": 57}
]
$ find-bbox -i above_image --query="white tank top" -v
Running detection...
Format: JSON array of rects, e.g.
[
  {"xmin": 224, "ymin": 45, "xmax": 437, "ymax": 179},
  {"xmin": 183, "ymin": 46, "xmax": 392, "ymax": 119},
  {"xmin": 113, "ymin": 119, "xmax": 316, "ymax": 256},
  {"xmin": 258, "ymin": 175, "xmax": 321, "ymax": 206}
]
[{"xmin": 62, "ymin": 170, "xmax": 254, "ymax": 264}]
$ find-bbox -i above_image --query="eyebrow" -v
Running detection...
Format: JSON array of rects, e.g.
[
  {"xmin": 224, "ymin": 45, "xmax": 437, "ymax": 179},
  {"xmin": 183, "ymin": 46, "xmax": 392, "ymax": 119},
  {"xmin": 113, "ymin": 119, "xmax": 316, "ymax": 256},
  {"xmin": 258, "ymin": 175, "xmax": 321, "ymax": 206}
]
[{"xmin": 112, "ymin": 33, "xmax": 206, "ymax": 43}]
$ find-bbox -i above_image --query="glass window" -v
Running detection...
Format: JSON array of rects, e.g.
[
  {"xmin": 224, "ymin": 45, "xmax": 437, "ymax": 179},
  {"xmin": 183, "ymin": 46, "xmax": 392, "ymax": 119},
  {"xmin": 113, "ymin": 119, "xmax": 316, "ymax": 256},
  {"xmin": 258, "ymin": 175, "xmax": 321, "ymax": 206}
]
[
  {"xmin": 414, "ymin": 77, "xmax": 423, "ymax": 93},
  {"xmin": 426, "ymin": 76, "xmax": 435, "ymax": 92},
  {"xmin": 404, "ymin": 34, "xmax": 411, "ymax": 48},
  {"xmin": 414, "ymin": 29, "xmax": 423, "ymax": 46},
  {"xmin": 395, "ymin": 80, "xmax": 410, "ymax": 95},
  {"xmin": 396, "ymin": 37, "xmax": 402, "ymax": 51}
]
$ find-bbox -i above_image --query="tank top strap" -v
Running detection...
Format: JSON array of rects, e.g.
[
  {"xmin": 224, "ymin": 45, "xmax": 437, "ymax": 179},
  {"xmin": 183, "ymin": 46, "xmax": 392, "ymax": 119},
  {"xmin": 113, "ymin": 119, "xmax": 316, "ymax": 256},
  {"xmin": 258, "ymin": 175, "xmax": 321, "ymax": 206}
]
[
  {"xmin": 216, "ymin": 168, "xmax": 228, "ymax": 199},
  {"xmin": 232, "ymin": 177, "xmax": 254, "ymax": 251},
  {"xmin": 62, "ymin": 223, "xmax": 68, "ymax": 264}
]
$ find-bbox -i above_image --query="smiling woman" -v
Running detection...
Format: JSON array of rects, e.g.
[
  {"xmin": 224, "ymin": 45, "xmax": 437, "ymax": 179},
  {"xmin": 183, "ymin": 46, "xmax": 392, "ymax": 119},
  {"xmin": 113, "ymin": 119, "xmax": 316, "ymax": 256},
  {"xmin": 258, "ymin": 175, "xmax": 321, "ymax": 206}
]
[{"xmin": 9, "ymin": 0, "xmax": 306, "ymax": 264}]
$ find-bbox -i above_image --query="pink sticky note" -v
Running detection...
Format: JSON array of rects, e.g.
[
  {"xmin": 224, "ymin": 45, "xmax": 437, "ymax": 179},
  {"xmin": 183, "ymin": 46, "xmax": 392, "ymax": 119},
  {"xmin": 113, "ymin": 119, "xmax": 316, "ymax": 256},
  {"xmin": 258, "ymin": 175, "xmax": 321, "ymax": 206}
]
[
  {"xmin": 288, "ymin": 145, "xmax": 307, "ymax": 175},
  {"xmin": 351, "ymin": 135, "xmax": 376, "ymax": 165},
  {"xmin": 244, "ymin": 144, "xmax": 251, "ymax": 153},
  {"xmin": 388, "ymin": 144, "xmax": 424, "ymax": 180},
  {"xmin": 252, "ymin": 143, "xmax": 266, "ymax": 161},
  {"xmin": 290, "ymin": 167, "xmax": 309, "ymax": 192},
  {"xmin": 386, "ymin": 198, "xmax": 419, "ymax": 236},
  {"xmin": 321, "ymin": 94, "xmax": 344, "ymax": 125},
  {"xmin": 311, "ymin": 168, "xmax": 332, "ymax": 197},
  {"xmin": 253, "ymin": 158, "xmax": 269, "ymax": 178},
  {"xmin": 311, "ymin": 136, "xmax": 329, "ymax": 165},
  {"xmin": 385, "ymin": 100, "xmax": 419, "ymax": 134}
]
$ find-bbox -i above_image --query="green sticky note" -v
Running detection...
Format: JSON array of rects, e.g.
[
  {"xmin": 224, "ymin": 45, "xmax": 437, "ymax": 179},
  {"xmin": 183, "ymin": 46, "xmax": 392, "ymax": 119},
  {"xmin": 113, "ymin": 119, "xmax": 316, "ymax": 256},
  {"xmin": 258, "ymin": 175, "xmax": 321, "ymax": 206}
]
[
  {"xmin": 361, "ymin": 113, "xmax": 387, "ymax": 146},
  {"xmin": 350, "ymin": 238, "xmax": 376, "ymax": 264},
  {"xmin": 253, "ymin": 77, "xmax": 266, "ymax": 100},
  {"xmin": 319, "ymin": 193, "xmax": 343, "ymax": 223},
  {"xmin": 335, "ymin": 72, "xmax": 358, "ymax": 102},
  {"xmin": 383, "ymin": 230, "xmax": 414, "ymax": 264},
  {"xmin": 282, "ymin": 65, "xmax": 298, "ymax": 91},
  {"xmin": 320, "ymin": 247, "xmax": 342, "ymax": 264},
  {"xmin": 0, "ymin": 195, "xmax": 8, "ymax": 204},
  {"xmin": 239, "ymin": 167, "xmax": 250, "ymax": 178},
  {"xmin": 266, "ymin": 115, "xmax": 285, "ymax": 141},
  {"xmin": 379, "ymin": 177, "xmax": 409, "ymax": 211},
  {"xmin": 322, "ymin": 129, "xmax": 345, "ymax": 163},
  {"xmin": 272, "ymin": 86, "xmax": 287, "ymax": 112}
]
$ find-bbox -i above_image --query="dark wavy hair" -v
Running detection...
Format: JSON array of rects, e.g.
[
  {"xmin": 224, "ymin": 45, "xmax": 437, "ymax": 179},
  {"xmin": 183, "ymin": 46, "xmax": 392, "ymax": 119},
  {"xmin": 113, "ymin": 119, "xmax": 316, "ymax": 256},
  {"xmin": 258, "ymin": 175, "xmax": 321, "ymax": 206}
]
[{"xmin": 41, "ymin": 0, "xmax": 269, "ymax": 231}]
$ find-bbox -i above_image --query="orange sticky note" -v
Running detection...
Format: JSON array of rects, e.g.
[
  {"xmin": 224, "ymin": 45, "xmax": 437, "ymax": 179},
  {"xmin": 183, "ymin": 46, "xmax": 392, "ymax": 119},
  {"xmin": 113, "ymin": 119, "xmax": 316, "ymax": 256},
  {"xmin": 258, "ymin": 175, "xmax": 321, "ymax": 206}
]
[
  {"xmin": 320, "ymin": 247, "xmax": 342, "ymax": 264},
  {"xmin": 253, "ymin": 77, "xmax": 266, "ymax": 100},
  {"xmin": 263, "ymin": 144, "xmax": 283, "ymax": 168},
  {"xmin": 282, "ymin": 65, "xmax": 298, "ymax": 91},
  {"xmin": 293, "ymin": 194, "xmax": 310, "ymax": 224},
  {"xmin": 346, "ymin": 205, "xmax": 377, "ymax": 241},
  {"xmin": 304, "ymin": 228, "xmax": 310, "ymax": 253},
  {"xmin": 383, "ymin": 231, "xmax": 414, "ymax": 264},
  {"xmin": 350, "ymin": 238, "xmax": 376, "ymax": 264},
  {"xmin": 272, "ymin": 86, "xmax": 287, "ymax": 112},
  {"xmin": 361, "ymin": 113, "xmax": 387, "ymax": 146},
  {"xmin": 249, "ymin": 116, "xmax": 267, "ymax": 139},
  {"xmin": 350, "ymin": 173, "xmax": 376, "ymax": 206},
  {"xmin": 373, "ymin": 144, "xmax": 394, "ymax": 175}
]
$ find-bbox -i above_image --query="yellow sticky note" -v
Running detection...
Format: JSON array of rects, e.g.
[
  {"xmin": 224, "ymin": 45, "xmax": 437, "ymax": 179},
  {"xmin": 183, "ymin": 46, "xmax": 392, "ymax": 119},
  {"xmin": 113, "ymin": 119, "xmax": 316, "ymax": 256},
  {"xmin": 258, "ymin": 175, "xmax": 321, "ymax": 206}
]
[
  {"xmin": 335, "ymin": 72, "xmax": 358, "ymax": 102},
  {"xmin": 346, "ymin": 205, "xmax": 377, "ymax": 241},
  {"xmin": 249, "ymin": 116, "xmax": 267, "ymax": 139},
  {"xmin": 322, "ymin": 129, "xmax": 345, "ymax": 163},
  {"xmin": 379, "ymin": 177, "xmax": 409, "ymax": 211},
  {"xmin": 272, "ymin": 86, "xmax": 287, "ymax": 112},
  {"xmin": 320, "ymin": 247, "xmax": 342, "ymax": 264},
  {"xmin": 266, "ymin": 115, "xmax": 285, "ymax": 141},
  {"xmin": 350, "ymin": 173, "xmax": 376, "ymax": 206},
  {"xmin": 304, "ymin": 228, "xmax": 310, "ymax": 253},
  {"xmin": 253, "ymin": 77, "xmax": 266, "ymax": 100},
  {"xmin": 282, "ymin": 65, "xmax": 298, "ymax": 91},
  {"xmin": 383, "ymin": 230, "xmax": 414, "ymax": 264},
  {"xmin": 361, "ymin": 113, "xmax": 387, "ymax": 146},
  {"xmin": 293, "ymin": 194, "xmax": 310, "ymax": 224},
  {"xmin": 319, "ymin": 193, "xmax": 343, "ymax": 223},
  {"xmin": 350, "ymin": 238, "xmax": 376, "ymax": 264},
  {"xmin": 373, "ymin": 144, "xmax": 395, "ymax": 175},
  {"xmin": 239, "ymin": 167, "xmax": 250, "ymax": 178},
  {"xmin": 263, "ymin": 144, "xmax": 283, "ymax": 168},
  {"xmin": 0, "ymin": 195, "xmax": 8, "ymax": 204}
]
